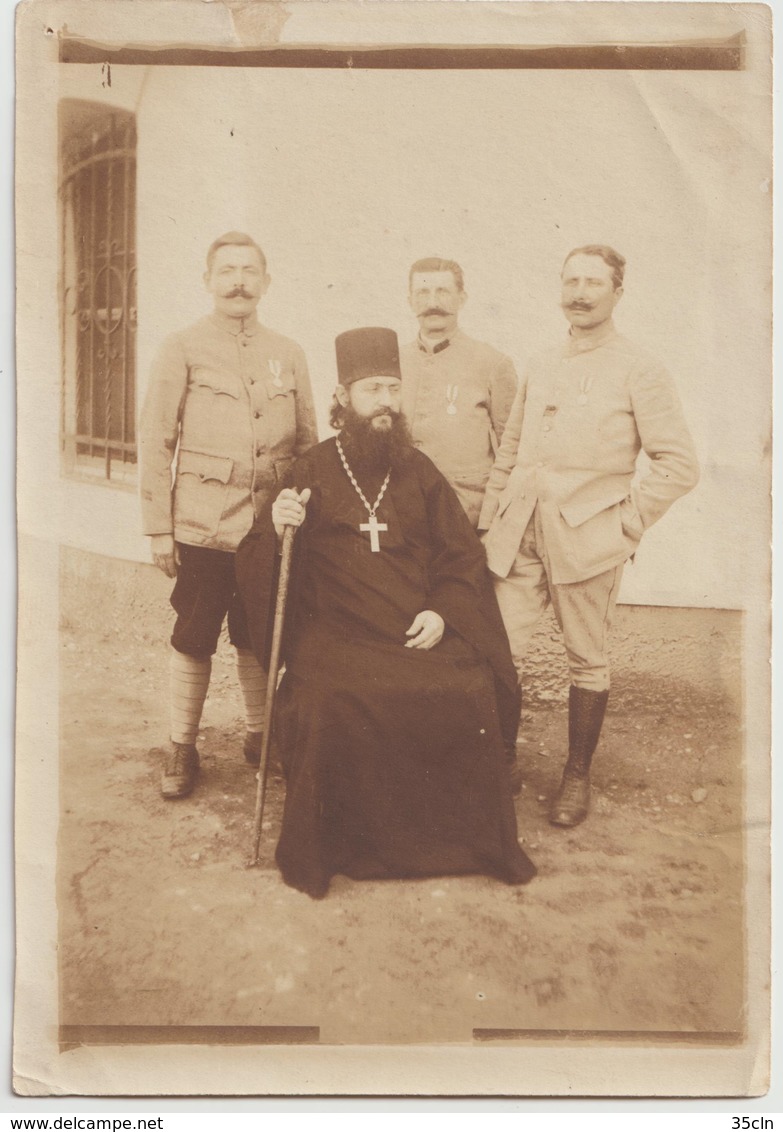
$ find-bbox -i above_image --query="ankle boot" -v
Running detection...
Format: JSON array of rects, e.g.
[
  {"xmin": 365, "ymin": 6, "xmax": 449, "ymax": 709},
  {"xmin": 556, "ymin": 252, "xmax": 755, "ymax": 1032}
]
[{"xmin": 549, "ymin": 685, "xmax": 609, "ymax": 827}]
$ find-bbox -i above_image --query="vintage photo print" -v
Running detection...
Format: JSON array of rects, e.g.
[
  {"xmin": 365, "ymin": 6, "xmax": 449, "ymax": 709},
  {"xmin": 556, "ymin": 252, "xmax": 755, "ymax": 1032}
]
[{"xmin": 14, "ymin": 0, "xmax": 771, "ymax": 1098}]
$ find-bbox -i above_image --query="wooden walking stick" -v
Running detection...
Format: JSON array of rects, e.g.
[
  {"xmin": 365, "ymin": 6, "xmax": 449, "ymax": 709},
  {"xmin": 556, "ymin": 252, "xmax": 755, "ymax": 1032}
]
[{"xmin": 248, "ymin": 524, "xmax": 296, "ymax": 867}]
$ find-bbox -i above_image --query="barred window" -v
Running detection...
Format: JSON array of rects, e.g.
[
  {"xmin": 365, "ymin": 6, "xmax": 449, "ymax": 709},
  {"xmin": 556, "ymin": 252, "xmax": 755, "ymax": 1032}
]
[{"xmin": 59, "ymin": 100, "xmax": 137, "ymax": 483}]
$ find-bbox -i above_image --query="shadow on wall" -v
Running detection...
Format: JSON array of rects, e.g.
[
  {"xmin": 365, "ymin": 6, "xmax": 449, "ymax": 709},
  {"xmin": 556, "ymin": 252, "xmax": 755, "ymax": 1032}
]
[{"xmin": 60, "ymin": 546, "xmax": 742, "ymax": 714}]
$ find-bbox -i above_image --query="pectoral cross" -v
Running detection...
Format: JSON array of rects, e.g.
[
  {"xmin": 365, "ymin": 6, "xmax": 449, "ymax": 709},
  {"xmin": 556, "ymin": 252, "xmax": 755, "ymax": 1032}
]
[{"xmin": 360, "ymin": 515, "xmax": 388, "ymax": 552}]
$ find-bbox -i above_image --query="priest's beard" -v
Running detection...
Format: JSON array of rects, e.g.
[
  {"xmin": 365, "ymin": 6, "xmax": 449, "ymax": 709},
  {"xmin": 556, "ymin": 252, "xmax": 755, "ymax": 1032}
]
[{"xmin": 339, "ymin": 405, "xmax": 412, "ymax": 472}]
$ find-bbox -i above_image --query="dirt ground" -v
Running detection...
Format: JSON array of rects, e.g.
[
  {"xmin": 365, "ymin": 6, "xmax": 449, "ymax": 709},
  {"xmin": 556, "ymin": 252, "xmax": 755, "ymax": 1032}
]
[{"xmin": 58, "ymin": 609, "xmax": 744, "ymax": 1048}]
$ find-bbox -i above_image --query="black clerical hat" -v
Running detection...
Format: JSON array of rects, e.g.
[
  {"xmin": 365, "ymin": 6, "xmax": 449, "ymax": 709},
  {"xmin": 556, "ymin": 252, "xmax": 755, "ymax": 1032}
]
[{"xmin": 334, "ymin": 327, "xmax": 401, "ymax": 386}]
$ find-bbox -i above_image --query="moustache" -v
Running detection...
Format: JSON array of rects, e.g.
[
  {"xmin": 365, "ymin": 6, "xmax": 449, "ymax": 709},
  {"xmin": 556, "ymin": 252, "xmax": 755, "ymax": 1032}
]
[
  {"xmin": 567, "ymin": 302, "xmax": 593, "ymax": 312},
  {"xmin": 421, "ymin": 308, "xmax": 449, "ymax": 318},
  {"xmin": 224, "ymin": 286, "xmax": 254, "ymax": 299}
]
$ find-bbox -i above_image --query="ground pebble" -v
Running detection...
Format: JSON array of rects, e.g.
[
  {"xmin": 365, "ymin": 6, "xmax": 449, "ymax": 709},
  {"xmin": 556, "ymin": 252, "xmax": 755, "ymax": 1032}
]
[{"xmin": 691, "ymin": 787, "xmax": 708, "ymax": 803}]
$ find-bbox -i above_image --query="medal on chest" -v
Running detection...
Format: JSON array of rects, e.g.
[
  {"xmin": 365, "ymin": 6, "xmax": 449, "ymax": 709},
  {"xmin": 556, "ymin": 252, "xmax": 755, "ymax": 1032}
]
[
  {"xmin": 446, "ymin": 383, "xmax": 458, "ymax": 415},
  {"xmin": 268, "ymin": 359, "xmax": 283, "ymax": 388},
  {"xmin": 577, "ymin": 374, "xmax": 593, "ymax": 406},
  {"xmin": 336, "ymin": 437, "xmax": 390, "ymax": 552}
]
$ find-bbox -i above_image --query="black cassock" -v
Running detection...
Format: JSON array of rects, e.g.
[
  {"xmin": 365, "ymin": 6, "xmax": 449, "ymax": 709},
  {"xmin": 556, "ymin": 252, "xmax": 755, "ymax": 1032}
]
[{"xmin": 236, "ymin": 437, "xmax": 536, "ymax": 898}]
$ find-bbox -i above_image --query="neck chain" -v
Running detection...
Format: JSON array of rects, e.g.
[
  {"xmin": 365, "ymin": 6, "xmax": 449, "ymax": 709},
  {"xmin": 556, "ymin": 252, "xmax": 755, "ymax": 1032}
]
[
  {"xmin": 335, "ymin": 437, "xmax": 391, "ymax": 552},
  {"xmin": 335, "ymin": 436, "xmax": 391, "ymax": 513}
]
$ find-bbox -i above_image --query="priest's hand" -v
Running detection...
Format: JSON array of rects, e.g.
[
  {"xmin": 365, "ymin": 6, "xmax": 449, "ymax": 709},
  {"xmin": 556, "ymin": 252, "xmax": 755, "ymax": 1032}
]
[
  {"xmin": 405, "ymin": 610, "xmax": 445, "ymax": 650},
  {"xmin": 151, "ymin": 534, "xmax": 179, "ymax": 578},
  {"xmin": 272, "ymin": 487, "xmax": 311, "ymax": 539}
]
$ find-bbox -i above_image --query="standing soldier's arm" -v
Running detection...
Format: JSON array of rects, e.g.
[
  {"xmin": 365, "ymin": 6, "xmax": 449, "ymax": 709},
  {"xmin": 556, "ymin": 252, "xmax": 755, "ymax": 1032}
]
[
  {"xmin": 292, "ymin": 345, "xmax": 319, "ymax": 455},
  {"xmin": 626, "ymin": 361, "xmax": 700, "ymax": 537},
  {"xmin": 487, "ymin": 352, "xmax": 519, "ymax": 449},
  {"xmin": 478, "ymin": 374, "xmax": 527, "ymax": 530},
  {"xmin": 139, "ymin": 334, "xmax": 189, "ymax": 575}
]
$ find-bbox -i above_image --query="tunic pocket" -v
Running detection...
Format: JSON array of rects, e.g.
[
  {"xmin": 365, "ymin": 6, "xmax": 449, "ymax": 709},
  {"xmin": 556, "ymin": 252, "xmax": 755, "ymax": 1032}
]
[
  {"xmin": 554, "ymin": 496, "xmax": 629, "ymax": 575},
  {"xmin": 265, "ymin": 378, "xmax": 297, "ymax": 447},
  {"xmin": 265, "ymin": 377, "xmax": 295, "ymax": 400},
  {"xmin": 174, "ymin": 448, "xmax": 234, "ymax": 540},
  {"xmin": 190, "ymin": 367, "xmax": 241, "ymax": 399}
]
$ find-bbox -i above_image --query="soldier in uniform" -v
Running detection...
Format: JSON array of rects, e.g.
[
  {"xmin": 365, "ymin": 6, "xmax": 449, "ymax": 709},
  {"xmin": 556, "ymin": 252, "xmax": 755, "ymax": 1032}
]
[
  {"xmin": 479, "ymin": 245, "xmax": 699, "ymax": 827},
  {"xmin": 399, "ymin": 257, "xmax": 519, "ymax": 528},
  {"xmin": 140, "ymin": 231, "xmax": 318, "ymax": 799}
]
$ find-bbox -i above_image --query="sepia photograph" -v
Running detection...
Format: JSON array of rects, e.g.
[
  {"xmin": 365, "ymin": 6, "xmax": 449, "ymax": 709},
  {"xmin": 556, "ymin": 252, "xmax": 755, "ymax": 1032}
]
[{"xmin": 14, "ymin": 0, "xmax": 772, "ymax": 1098}]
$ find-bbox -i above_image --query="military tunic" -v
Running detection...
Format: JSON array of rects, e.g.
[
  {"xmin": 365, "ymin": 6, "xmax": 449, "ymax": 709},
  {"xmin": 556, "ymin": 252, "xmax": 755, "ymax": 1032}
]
[
  {"xmin": 400, "ymin": 330, "xmax": 518, "ymax": 526},
  {"xmin": 140, "ymin": 310, "xmax": 318, "ymax": 553},
  {"xmin": 479, "ymin": 321, "xmax": 699, "ymax": 689},
  {"xmin": 140, "ymin": 309, "xmax": 318, "ymax": 657}
]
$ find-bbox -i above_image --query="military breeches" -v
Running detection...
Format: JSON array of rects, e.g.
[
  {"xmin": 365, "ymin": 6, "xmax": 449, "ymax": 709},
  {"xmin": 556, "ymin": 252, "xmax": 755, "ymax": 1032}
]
[
  {"xmin": 492, "ymin": 509, "xmax": 623, "ymax": 692},
  {"xmin": 170, "ymin": 543, "xmax": 253, "ymax": 657}
]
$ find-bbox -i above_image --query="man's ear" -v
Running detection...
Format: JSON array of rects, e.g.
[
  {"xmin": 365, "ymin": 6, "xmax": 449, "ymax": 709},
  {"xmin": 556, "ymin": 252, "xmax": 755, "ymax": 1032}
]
[
  {"xmin": 335, "ymin": 383, "xmax": 349, "ymax": 408},
  {"xmin": 613, "ymin": 286, "xmax": 624, "ymax": 307},
  {"xmin": 458, "ymin": 289, "xmax": 468, "ymax": 311}
]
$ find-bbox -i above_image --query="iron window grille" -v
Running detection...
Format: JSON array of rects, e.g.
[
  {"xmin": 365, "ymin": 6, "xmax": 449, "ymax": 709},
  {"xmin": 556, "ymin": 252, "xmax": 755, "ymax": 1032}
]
[{"xmin": 59, "ymin": 100, "xmax": 137, "ymax": 484}]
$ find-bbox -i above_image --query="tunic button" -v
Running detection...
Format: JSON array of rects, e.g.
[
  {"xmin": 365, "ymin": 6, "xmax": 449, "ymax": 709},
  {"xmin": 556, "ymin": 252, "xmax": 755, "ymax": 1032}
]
[
  {"xmin": 254, "ymin": 411, "xmax": 261, "ymax": 419},
  {"xmin": 256, "ymin": 447, "xmax": 263, "ymax": 457}
]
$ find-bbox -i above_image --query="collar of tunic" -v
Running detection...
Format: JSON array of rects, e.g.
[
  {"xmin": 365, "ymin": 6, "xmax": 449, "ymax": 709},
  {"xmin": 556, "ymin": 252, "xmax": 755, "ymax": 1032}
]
[
  {"xmin": 417, "ymin": 331, "xmax": 456, "ymax": 356},
  {"xmin": 563, "ymin": 319, "xmax": 618, "ymax": 357},
  {"xmin": 209, "ymin": 310, "xmax": 262, "ymax": 338}
]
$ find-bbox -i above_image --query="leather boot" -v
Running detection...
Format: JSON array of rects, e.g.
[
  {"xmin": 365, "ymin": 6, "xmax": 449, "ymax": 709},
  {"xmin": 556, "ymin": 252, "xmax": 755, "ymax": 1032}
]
[
  {"xmin": 549, "ymin": 685, "xmax": 609, "ymax": 827},
  {"xmin": 161, "ymin": 742, "xmax": 199, "ymax": 799}
]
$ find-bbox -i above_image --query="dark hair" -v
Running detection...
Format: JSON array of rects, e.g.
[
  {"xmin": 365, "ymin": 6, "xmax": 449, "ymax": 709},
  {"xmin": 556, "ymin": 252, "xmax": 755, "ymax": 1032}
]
[
  {"xmin": 329, "ymin": 394, "xmax": 345, "ymax": 431},
  {"xmin": 563, "ymin": 245, "xmax": 626, "ymax": 290},
  {"xmin": 206, "ymin": 231, "xmax": 267, "ymax": 274},
  {"xmin": 408, "ymin": 257, "xmax": 465, "ymax": 293}
]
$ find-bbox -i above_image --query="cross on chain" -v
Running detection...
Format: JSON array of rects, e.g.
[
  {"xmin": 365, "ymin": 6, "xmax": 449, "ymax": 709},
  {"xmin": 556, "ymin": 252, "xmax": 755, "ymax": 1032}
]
[
  {"xmin": 359, "ymin": 514, "xmax": 388, "ymax": 553},
  {"xmin": 336, "ymin": 436, "xmax": 392, "ymax": 554}
]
